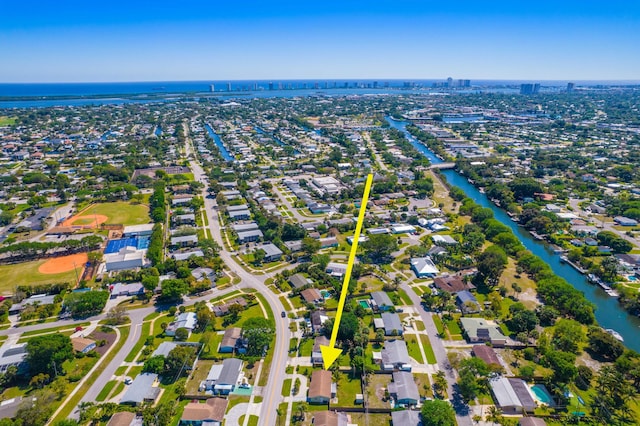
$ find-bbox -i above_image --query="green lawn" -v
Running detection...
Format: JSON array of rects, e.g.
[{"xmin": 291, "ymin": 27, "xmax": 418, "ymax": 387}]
[
  {"xmin": 336, "ymin": 372, "xmax": 362, "ymax": 406},
  {"xmin": 404, "ymin": 334, "xmax": 424, "ymax": 364},
  {"xmin": 397, "ymin": 288, "xmax": 413, "ymax": 305},
  {"xmin": 298, "ymin": 338, "xmax": 314, "ymax": 357},
  {"xmin": 432, "ymin": 314, "xmax": 445, "ymax": 335},
  {"xmin": 96, "ymin": 380, "xmax": 117, "ymax": 401},
  {"xmin": 80, "ymin": 201, "xmax": 150, "ymax": 225},
  {"xmin": 0, "ymin": 260, "xmax": 77, "ymax": 293},
  {"xmin": 420, "ymin": 334, "xmax": 437, "ymax": 364},
  {"xmin": 282, "ymin": 378, "xmax": 292, "ymax": 397}
]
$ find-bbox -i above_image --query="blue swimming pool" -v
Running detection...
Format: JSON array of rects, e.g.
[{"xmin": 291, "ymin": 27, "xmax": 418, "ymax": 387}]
[
  {"xmin": 358, "ymin": 300, "xmax": 370, "ymax": 309},
  {"xmin": 530, "ymin": 384, "xmax": 555, "ymax": 406}
]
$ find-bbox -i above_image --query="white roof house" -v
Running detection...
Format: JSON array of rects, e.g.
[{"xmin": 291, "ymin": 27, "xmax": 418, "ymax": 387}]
[{"xmin": 410, "ymin": 257, "xmax": 439, "ymax": 278}]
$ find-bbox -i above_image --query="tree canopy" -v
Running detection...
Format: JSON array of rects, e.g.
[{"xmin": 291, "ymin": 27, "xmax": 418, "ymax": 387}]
[{"xmin": 26, "ymin": 334, "xmax": 74, "ymax": 376}]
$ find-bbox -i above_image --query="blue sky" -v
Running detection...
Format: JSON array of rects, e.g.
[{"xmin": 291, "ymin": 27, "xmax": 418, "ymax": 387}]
[{"xmin": 1, "ymin": 0, "xmax": 639, "ymax": 82}]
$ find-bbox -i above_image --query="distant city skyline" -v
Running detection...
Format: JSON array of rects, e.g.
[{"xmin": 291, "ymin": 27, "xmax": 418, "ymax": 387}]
[{"xmin": 1, "ymin": 0, "xmax": 639, "ymax": 82}]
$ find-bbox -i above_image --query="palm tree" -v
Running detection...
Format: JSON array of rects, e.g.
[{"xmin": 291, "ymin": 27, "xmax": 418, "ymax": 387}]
[{"xmin": 297, "ymin": 402, "xmax": 308, "ymax": 421}]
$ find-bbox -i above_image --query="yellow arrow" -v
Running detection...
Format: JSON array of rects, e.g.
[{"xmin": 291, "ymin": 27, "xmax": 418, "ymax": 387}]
[{"xmin": 320, "ymin": 173, "xmax": 373, "ymax": 369}]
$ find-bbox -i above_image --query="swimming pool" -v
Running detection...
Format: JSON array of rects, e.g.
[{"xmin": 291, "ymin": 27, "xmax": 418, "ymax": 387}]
[
  {"xmin": 320, "ymin": 290, "xmax": 331, "ymax": 299},
  {"xmin": 530, "ymin": 384, "xmax": 555, "ymax": 406},
  {"xmin": 628, "ymin": 276, "xmax": 638, "ymax": 282},
  {"xmin": 358, "ymin": 300, "xmax": 370, "ymax": 309}
]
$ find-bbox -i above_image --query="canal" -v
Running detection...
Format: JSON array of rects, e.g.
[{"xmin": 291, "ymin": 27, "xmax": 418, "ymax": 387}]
[
  {"xmin": 387, "ymin": 117, "xmax": 640, "ymax": 352},
  {"xmin": 204, "ymin": 123, "xmax": 233, "ymax": 162}
]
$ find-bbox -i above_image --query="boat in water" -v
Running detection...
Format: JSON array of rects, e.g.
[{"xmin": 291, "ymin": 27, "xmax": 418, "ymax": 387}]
[{"xmin": 605, "ymin": 328, "xmax": 624, "ymax": 342}]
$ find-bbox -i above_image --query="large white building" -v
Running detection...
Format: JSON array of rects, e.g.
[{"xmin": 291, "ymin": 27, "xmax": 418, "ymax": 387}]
[{"xmin": 104, "ymin": 247, "xmax": 146, "ymax": 272}]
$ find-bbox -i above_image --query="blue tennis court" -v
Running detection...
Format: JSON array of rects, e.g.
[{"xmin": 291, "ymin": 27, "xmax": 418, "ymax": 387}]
[{"xmin": 105, "ymin": 237, "xmax": 139, "ymax": 254}]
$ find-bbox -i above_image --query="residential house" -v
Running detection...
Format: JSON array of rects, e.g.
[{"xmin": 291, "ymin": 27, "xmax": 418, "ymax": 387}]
[
  {"xmin": 211, "ymin": 297, "xmax": 248, "ymax": 317},
  {"xmin": 326, "ymin": 262, "xmax": 347, "ymax": 277},
  {"xmin": 174, "ymin": 214, "xmax": 196, "ymax": 225},
  {"xmin": 179, "ymin": 398, "xmax": 228, "ymax": 426},
  {"xmin": 0, "ymin": 344, "xmax": 27, "ymax": 373},
  {"xmin": 202, "ymin": 358, "xmax": 244, "ymax": 395},
  {"xmin": 378, "ymin": 340, "xmax": 411, "ymax": 371},
  {"xmin": 411, "ymin": 257, "xmax": 439, "ymax": 278},
  {"xmin": 312, "ymin": 411, "xmax": 350, "ymax": 426},
  {"xmin": 432, "ymin": 235, "xmax": 458, "ymax": 246},
  {"xmin": 391, "ymin": 410, "xmax": 422, "ymax": 426},
  {"xmin": 228, "ymin": 210, "xmax": 251, "ymax": 221},
  {"xmin": 519, "ymin": 418, "xmax": 547, "ymax": 426},
  {"xmin": 219, "ymin": 327, "xmax": 247, "ymax": 354},
  {"xmin": 456, "ymin": 290, "xmax": 481, "ymax": 314},
  {"xmin": 388, "ymin": 371, "xmax": 419, "ymax": 406},
  {"xmin": 472, "ymin": 345, "xmax": 502, "ymax": 369},
  {"xmin": 260, "ymin": 243, "xmax": 283, "ymax": 262},
  {"xmin": 460, "ymin": 318, "xmax": 507, "ymax": 347},
  {"xmin": 71, "ymin": 337, "xmax": 96, "ymax": 353},
  {"xmin": 308, "ymin": 370, "xmax": 333, "ymax": 404},
  {"xmin": 391, "ymin": 224, "xmax": 416, "ymax": 234},
  {"xmin": 614, "ymin": 216, "xmax": 638, "ymax": 227},
  {"xmin": 489, "ymin": 377, "xmax": 537, "ymax": 414},
  {"xmin": 120, "ymin": 373, "xmax": 160, "ymax": 406},
  {"xmin": 106, "ymin": 412, "xmax": 140, "ymax": 426},
  {"xmin": 311, "ymin": 335, "xmax": 330, "ymax": 366},
  {"xmin": 284, "ymin": 240, "xmax": 303, "ymax": 253},
  {"xmin": 371, "ymin": 291, "xmax": 394, "ymax": 312},
  {"xmin": 172, "ymin": 250, "xmax": 204, "ymax": 261},
  {"xmin": 300, "ymin": 288, "xmax": 323, "ymax": 305},
  {"xmin": 171, "ymin": 235, "xmax": 199, "ymax": 247},
  {"xmin": 110, "ymin": 282, "xmax": 145, "ymax": 298},
  {"xmin": 289, "ymin": 273, "xmax": 309, "ymax": 290},
  {"xmin": 381, "ymin": 312, "xmax": 403, "ymax": 336},
  {"xmin": 237, "ymin": 229, "xmax": 263, "ymax": 243},
  {"xmin": 433, "ymin": 276, "xmax": 474, "ymax": 293},
  {"xmin": 310, "ymin": 310, "xmax": 328, "ymax": 334},
  {"xmin": 165, "ymin": 312, "xmax": 197, "ymax": 337}
]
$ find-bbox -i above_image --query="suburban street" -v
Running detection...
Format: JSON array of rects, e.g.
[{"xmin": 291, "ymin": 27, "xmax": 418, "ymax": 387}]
[
  {"xmin": 399, "ymin": 282, "xmax": 473, "ymax": 426},
  {"xmin": 186, "ymin": 126, "xmax": 290, "ymax": 426}
]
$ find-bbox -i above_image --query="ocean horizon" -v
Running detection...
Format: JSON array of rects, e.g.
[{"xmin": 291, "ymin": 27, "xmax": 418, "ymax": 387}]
[{"xmin": 2, "ymin": 79, "xmax": 639, "ymax": 98}]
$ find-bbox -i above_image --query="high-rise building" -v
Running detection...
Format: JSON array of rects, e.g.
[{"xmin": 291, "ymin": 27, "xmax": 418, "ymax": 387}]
[
  {"xmin": 567, "ymin": 82, "xmax": 575, "ymax": 92},
  {"xmin": 268, "ymin": 82, "xmax": 274, "ymax": 90},
  {"xmin": 520, "ymin": 83, "xmax": 540, "ymax": 95},
  {"xmin": 209, "ymin": 84, "xmax": 215, "ymax": 92},
  {"xmin": 227, "ymin": 82, "xmax": 232, "ymax": 91},
  {"xmin": 447, "ymin": 77, "xmax": 453, "ymax": 88}
]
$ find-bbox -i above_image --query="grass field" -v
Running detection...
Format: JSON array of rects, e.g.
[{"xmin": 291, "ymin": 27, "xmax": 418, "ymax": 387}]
[
  {"xmin": 0, "ymin": 116, "xmax": 17, "ymax": 126},
  {"xmin": 0, "ymin": 259, "xmax": 78, "ymax": 293},
  {"xmin": 420, "ymin": 334, "xmax": 437, "ymax": 364},
  {"xmin": 80, "ymin": 201, "xmax": 149, "ymax": 225}
]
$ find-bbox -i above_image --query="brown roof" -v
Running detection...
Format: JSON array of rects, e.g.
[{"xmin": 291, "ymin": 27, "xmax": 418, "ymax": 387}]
[
  {"xmin": 472, "ymin": 345, "xmax": 501, "ymax": 367},
  {"xmin": 181, "ymin": 398, "xmax": 228, "ymax": 422},
  {"xmin": 301, "ymin": 288, "xmax": 322, "ymax": 304},
  {"xmin": 106, "ymin": 412, "xmax": 136, "ymax": 426},
  {"xmin": 433, "ymin": 276, "xmax": 473, "ymax": 293},
  {"xmin": 313, "ymin": 411, "xmax": 339, "ymax": 426},
  {"xmin": 309, "ymin": 370, "xmax": 332, "ymax": 399},
  {"xmin": 71, "ymin": 337, "xmax": 95, "ymax": 352},
  {"xmin": 313, "ymin": 335, "xmax": 330, "ymax": 352},
  {"xmin": 221, "ymin": 327, "xmax": 242, "ymax": 348},
  {"xmin": 519, "ymin": 418, "xmax": 547, "ymax": 426}
]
